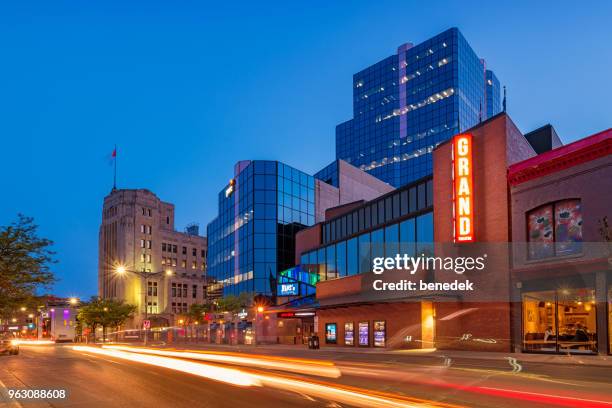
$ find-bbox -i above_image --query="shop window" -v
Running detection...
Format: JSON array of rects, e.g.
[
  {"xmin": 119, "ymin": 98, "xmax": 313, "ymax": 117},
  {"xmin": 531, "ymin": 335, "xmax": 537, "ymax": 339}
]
[
  {"xmin": 373, "ymin": 320, "xmax": 386, "ymax": 347},
  {"xmin": 527, "ymin": 199, "xmax": 583, "ymax": 260},
  {"xmin": 522, "ymin": 288, "xmax": 596, "ymax": 354}
]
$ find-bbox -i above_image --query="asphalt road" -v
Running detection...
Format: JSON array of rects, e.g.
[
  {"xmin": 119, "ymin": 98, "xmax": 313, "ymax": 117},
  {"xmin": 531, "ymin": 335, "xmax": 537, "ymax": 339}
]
[
  {"xmin": 1, "ymin": 345, "xmax": 611, "ymax": 408},
  {"xmin": 0, "ymin": 346, "xmax": 338, "ymax": 408}
]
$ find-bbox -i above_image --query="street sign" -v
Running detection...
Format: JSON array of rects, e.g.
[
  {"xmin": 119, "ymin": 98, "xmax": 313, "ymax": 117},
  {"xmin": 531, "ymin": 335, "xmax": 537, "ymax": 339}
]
[{"xmin": 142, "ymin": 320, "xmax": 151, "ymax": 329}]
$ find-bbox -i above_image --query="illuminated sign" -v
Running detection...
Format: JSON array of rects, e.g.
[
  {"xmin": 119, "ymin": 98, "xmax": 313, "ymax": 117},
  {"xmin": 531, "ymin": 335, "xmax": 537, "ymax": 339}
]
[
  {"xmin": 452, "ymin": 133, "xmax": 475, "ymax": 243},
  {"xmin": 358, "ymin": 321, "xmax": 369, "ymax": 346},
  {"xmin": 325, "ymin": 323, "xmax": 337, "ymax": 344},
  {"xmin": 277, "ymin": 312, "xmax": 295, "ymax": 318},
  {"xmin": 373, "ymin": 320, "xmax": 386, "ymax": 347},
  {"xmin": 277, "ymin": 283, "xmax": 298, "ymax": 296},
  {"xmin": 344, "ymin": 322, "xmax": 354, "ymax": 346},
  {"xmin": 225, "ymin": 179, "xmax": 236, "ymax": 198}
]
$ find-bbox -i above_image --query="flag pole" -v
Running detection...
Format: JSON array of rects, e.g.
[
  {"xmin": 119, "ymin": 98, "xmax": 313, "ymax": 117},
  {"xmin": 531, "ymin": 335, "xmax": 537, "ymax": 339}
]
[{"xmin": 113, "ymin": 144, "xmax": 117, "ymax": 191}]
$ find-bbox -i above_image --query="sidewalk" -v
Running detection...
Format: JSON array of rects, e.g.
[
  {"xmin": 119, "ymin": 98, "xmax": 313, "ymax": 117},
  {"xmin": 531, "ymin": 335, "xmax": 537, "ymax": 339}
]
[{"xmin": 138, "ymin": 341, "xmax": 612, "ymax": 368}]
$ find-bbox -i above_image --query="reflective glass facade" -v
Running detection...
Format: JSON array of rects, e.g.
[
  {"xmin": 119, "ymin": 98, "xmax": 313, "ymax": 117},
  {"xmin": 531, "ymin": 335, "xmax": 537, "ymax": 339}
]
[
  {"xmin": 300, "ymin": 177, "xmax": 433, "ymax": 281},
  {"xmin": 332, "ymin": 28, "xmax": 501, "ymax": 188},
  {"xmin": 206, "ymin": 161, "xmax": 315, "ymax": 296}
]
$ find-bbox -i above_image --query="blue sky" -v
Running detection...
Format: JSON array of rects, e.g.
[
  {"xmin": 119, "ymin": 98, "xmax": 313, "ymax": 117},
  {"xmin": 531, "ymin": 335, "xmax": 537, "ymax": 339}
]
[{"xmin": 1, "ymin": 1, "xmax": 610, "ymax": 298}]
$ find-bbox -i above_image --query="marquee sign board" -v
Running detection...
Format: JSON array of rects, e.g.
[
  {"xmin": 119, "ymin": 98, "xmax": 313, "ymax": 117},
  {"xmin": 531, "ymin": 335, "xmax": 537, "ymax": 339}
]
[{"xmin": 452, "ymin": 133, "xmax": 475, "ymax": 243}]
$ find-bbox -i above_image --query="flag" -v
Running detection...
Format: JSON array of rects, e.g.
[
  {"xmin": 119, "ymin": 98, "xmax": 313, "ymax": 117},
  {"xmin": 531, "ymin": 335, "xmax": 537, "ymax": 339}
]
[{"xmin": 112, "ymin": 148, "xmax": 116, "ymax": 158}]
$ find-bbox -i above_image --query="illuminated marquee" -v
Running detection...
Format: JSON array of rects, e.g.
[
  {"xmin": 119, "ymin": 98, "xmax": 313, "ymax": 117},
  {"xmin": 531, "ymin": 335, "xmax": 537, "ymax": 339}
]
[{"xmin": 452, "ymin": 133, "xmax": 474, "ymax": 243}]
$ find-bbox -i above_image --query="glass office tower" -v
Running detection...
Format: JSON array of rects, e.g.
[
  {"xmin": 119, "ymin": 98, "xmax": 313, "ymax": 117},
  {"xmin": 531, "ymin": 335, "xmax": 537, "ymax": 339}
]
[
  {"xmin": 206, "ymin": 160, "xmax": 316, "ymax": 296},
  {"xmin": 319, "ymin": 27, "xmax": 501, "ymax": 188}
]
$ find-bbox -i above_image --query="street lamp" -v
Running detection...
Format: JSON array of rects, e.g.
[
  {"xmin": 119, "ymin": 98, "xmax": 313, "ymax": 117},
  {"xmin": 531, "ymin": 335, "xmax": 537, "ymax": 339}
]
[
  {"xmin": 20, "ymin": 307, "xmax": 26, "ymax": 312},
  {"xmin": 69, "ymin": 297, "xmax": 79, "ymax": 305},
  {"xmin": 113, "ymin": 263, "xmax": 175, "ymax": 345}
]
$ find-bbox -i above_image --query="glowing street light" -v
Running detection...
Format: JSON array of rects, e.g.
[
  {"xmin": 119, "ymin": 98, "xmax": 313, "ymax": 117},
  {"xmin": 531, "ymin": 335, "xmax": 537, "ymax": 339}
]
[
  {"xmin": 165, "ymin": 269, "xmax": 173, "ymax": 276},
  {"xmin": 178, "ymin": 319, "xmax": 184, "ymax": 325},
  {"xmin": 257, "ymin": 306, "xmax": 264, "ymax": 313},
  {"xmin": 115, "ymin": 265, "xmax": 127, "ymax": 275},
  {"xmin": 69, "ymin": 297, "xmax": 79, "ymax": 305},
  {"xmin": 28, "ymin": 314, "xmax": 34, "ymax": 319},
  {"xmin": 11, "ymin": 318, "xmax": 17, "ymax": 323},
  {"xmin": 20, "ymin": 307, "xmax": 26, "ymax": 312}
]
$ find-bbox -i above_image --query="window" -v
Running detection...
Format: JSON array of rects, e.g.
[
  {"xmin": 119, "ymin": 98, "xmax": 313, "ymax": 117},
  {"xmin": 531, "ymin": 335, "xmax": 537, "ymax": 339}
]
[
  {"xmin": 347, "ymin": 238, "xmax": 358, "ymax": 276},
  {"xmin": 326, "ymin": 245, "xmax": 337, "ymax": 280},
  {"xmin": 192, "ymin": 248, "xmax": 197, "ymax": 257},
  {"xmin": 146, "ymin": 240, "xmax": 152, "ymax": 249},
  {"xmin": 182, "ymin": 246, "xmax": 187, "ymax": 255},
  {"xmin": 172, "ymin": 245, "xmax": 177, "ymax": 253},
  {"xmin": 181, "ymin": 260, "xmax": 187, "ymax": 268},
  {"xmin": 147, "ymin": 281, "xmax": 158, "ymax": 297},
  {"xmin": 140, "ymin": 239, "xmax": 145, "ymax": 248},
  {"xmin": 528, "ymin": 200, "xmax": 582, "ymax": 260},
  {"xmin": 171, "ymin": 283, "xmax": 177, "ymax": 298},
  {"xmin": 192, "ymin": 261, "xmax": 197, "ymax": 269},
  {"xmin": 201, "ymin": 249, "xmax": 206, "ymax": 258},
  {"xmin": 162, "ymin": 243, "xmax": 167, "ymax": 252},
  {"xmin": 336, "ymin": 241, "xmax": 346, "ymax": 277},
  {"xmin": 183, "ymin": 284, "xmax": 188, "ymax": 298},
  {"xmin": 140, "ymin": 224, "xmax": 145, "ymax": 233},
  {"xmin": 192, "ymin": 285, "xmax": 197, "ymax": 298},
  {"xmin": 416, "ymin": 213, "xmax": 434, "ymax": 255},
  {"xmin": 358, "ymin": 233, "xmax": 371, "ymax": 274},
  {"xmin": 522, "ymin": 288, "xmax": 596, "ymax": 354}
]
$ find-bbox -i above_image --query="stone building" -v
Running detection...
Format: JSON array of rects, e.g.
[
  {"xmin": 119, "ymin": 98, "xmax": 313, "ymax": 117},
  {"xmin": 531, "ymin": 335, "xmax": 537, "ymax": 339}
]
[{"xmin": 98, "ymin": 188, "xmax": 208, "ymax": 328}]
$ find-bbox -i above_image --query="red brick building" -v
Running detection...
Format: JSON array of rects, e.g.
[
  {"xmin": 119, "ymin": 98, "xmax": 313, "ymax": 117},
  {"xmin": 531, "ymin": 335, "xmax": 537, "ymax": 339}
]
[{"xmin": 293, "ymin": 113, "xmax": 611, "ymax": 355}]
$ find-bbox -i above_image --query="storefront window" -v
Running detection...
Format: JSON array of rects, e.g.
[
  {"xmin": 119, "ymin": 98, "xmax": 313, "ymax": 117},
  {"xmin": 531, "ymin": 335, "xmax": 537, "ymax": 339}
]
[
  {"xmin": 522, "ymin": 288, "xmax": 596, "ymax": 354},
  {"xmin": 528, "ymin": 200, "xmax": 582, "ymax": 260},
  {"xmin": 373, "ymin": 320, "xmax": 386, "ymax": 347}
]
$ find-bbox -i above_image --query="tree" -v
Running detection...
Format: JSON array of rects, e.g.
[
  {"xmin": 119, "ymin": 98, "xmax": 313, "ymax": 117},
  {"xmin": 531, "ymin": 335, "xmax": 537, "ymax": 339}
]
[
  {"xmin": 0, "ymin": 215, "xmax": 56, "ymax": 317},
  {"xmin": 78, "ymin": 297, "xmax": 136, "ymax": 342},
  {"xmin": 215, "ymin": 293, "xmax": 252, "ymax": 344}
]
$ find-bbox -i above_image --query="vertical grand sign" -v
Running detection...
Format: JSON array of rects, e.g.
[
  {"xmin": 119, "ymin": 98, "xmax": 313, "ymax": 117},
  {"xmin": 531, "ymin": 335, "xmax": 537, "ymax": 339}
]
[{"xmin": 452, "ymin": 133, "xmax": 474, "ymax": 243}]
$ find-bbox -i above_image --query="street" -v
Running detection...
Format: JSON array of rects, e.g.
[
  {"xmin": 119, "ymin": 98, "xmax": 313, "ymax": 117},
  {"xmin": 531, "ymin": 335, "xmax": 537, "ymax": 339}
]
[{"xmin": 1, "ymin": 344, "xmax": 611, "ymax": 408}]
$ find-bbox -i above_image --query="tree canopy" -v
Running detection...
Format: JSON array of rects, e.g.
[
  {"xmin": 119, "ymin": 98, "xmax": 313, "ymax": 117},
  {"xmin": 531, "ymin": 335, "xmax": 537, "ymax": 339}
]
[
  {"xmin": 0, "ymin": 215, "xmax": 56, "ymax": 316},
  {"xmin": 78, "ymin": 297, "xmax": 136, "ymax": 337}
]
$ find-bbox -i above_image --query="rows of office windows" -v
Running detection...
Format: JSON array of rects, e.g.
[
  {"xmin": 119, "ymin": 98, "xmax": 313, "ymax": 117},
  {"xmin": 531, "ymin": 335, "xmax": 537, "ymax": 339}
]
[
  {"xmin": 161, "ymin": 242, "xmax": 206, "ymax": 258},
  {"xmin": 335, "ymin": 28, "xmax": 498, "ymax": 188},
  {"xmin": 301, "ymin": 212, "xmax": 433, "ymax": 281},
  {"xmin": 207, "ymin": 161, "xmax": 315, "ymax": 296},
  {"xmin": 322, "ymin": 177, "xmax": 432, "ymax": 245}
]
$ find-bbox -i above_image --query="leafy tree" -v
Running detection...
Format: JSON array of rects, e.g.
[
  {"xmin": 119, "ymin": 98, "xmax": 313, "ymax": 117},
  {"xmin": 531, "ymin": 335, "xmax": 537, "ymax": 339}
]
[
  {"xmin": 0, "ymin": 215, "xmax": 56, "ymax": 317},
  {"xmin": 216, "ymin": 292, "xmax": 251, "ymax": 314},
  {"xmin": 78, "ymin": 297, "xmax": 136, "ymax": 342}
]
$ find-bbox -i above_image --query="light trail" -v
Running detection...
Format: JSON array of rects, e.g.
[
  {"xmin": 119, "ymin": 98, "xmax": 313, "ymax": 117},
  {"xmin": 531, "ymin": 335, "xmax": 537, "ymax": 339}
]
[
  {"xmin": 73, "ymin": 346, "xmax": 458, "ymax": 408},
  {"xmin": 102, "ymin": 345, "xmax": 341, "ymax": 378},
  {"xmin": 71, "ymin": 346, "xmax": 259, "ymax": 387},
  {"xmin": 12, "ymin": 340, "xmax": 55, "ymax": 345}
]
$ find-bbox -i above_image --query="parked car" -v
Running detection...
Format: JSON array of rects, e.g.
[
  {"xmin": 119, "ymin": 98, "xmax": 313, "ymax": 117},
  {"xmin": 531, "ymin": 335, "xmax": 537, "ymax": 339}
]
[{"xmin": 0, "ymin": 333, "xmax": 19, "ymax": 355}]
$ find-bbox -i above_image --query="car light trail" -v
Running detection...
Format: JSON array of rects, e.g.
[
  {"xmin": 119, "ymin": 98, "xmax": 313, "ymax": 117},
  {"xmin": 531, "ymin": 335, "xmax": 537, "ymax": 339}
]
[
  {"xmin": 102, "ymin": 345, "xmax": 342, "ymax": 378},
  {"xmin": 74, "ymin": 346, "xmax": 457, "ymax": 408},
  {"xmin": 72, "ymin": 346, "xmax": 259, "ymax": 387},
  {"xmin": 12, "ymin": 340, "xmax": 55, "ymax": 345}
]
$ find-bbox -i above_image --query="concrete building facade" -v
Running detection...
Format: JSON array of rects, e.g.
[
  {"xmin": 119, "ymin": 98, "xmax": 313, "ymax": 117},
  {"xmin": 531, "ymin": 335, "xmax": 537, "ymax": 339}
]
[{"xmin": 98, "ymin": 188, "xmax": 208, "ymax": 328}]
